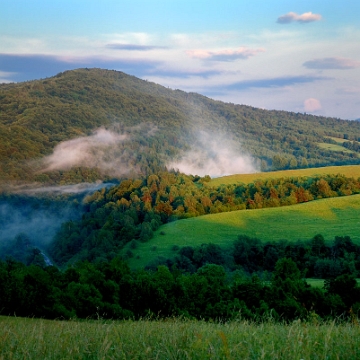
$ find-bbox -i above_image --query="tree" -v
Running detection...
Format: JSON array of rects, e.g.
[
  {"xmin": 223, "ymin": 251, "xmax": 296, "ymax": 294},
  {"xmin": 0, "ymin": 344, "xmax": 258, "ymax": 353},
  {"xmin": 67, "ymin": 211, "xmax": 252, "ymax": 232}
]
[{"xmin": 325, "ymin": 274, "xmax": 359, "ymax": 309}]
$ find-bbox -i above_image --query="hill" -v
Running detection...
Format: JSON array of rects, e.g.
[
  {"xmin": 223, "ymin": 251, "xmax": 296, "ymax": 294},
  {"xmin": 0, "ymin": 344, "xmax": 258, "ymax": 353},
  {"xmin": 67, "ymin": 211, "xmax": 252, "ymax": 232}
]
[
  {"xmin": 209, "ymin": 164, "xmax": 360, "ymax": 186},
  {"xmin": 127, "ymin": 194, "xmax": 360, "ymax": 269},
  {"xmin": 1, "ymin": 68, "xmax": 360, "ymax": 184}
]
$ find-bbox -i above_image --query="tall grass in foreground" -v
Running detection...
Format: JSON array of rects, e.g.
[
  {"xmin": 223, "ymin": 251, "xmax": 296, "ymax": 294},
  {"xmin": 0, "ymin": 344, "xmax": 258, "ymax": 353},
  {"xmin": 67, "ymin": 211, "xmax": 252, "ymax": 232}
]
[{"xmin": 1, "ymin": 316, "xmax": 360, "ymax": 359}]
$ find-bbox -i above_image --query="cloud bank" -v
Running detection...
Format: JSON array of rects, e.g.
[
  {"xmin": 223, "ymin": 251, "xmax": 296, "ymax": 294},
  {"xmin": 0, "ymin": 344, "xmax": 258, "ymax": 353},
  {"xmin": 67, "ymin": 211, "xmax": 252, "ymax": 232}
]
[
  {"xmin": 303, "ymin": 57, "xmax": 360, "ymax": 70},
  {"xmin": 277, "ymin": 12, "xmax": 322, "ymax": 24},
  {"xmin": 0, "ymin": 53, "xmax": 162, "ymax": 82},
  {"xmin": 203, "ymin": 75, "xmax": 330, "ymax": 95},
  {"xmin": 186, "ymin": 47, "xmax": 265, "ymax": 61},
  {"xmin": 168, "ymin": 131, "xmax": 258, "ymax": 177},
  {"xmin": 106, "ymin": 43, "xmax": 168, "ymax": 51}
]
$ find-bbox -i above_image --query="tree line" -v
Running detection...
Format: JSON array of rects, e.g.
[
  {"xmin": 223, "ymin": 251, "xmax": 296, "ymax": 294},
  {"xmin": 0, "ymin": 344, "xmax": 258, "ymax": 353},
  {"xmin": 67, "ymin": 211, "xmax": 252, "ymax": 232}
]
[
  {"xmin": 151, "ymin": 234, "xmax": 360, "ymax": 280},
  {"xmin": 0, "ymin": 256, "xmax": 359, "ymax": 322}
]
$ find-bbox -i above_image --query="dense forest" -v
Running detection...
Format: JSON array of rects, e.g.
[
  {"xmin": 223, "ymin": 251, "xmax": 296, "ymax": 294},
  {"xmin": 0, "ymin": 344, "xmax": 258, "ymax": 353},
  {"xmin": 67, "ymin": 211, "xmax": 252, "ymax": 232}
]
[
  {"xmin": 0, "ymin": 256, "xmax": 359, "ymax": 322},
  {"xmin": 1, "ymin": 68, "xmax": 360, "ymax": 184}
]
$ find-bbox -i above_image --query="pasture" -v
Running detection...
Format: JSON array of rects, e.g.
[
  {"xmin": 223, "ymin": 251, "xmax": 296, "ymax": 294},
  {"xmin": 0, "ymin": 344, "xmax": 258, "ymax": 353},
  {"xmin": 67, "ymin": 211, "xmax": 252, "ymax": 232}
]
[
  {"xmin": 1, "ymin": 316, "xmax": 359, "ymax": 359},
  {"xmin": 324, "ymin": 136, "xmax": 354, "ymax": 144},
  {"xmin": 208, "ymin": 164, "xmax": 360, "ymax": 187},
  {"xmin": 317, "ymin": 142, "xmax": 355, "ymax": 153},
  {"xmin": 128, "ymin": 194, "xmax": 360, "ymax": 268}
]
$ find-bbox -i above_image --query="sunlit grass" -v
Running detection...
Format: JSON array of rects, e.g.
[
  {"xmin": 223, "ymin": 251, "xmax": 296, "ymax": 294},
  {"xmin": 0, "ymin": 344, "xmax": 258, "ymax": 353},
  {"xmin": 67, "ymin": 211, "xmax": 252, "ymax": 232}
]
[
  {"xmin": 324, "ymin": 136, "xmax": 354, "ymax": 144},
  {"xmin": 128, "ymin": 194, "xmax": 360, "ymax": 268},
  {"xmin": 317, "ymin": 142, "xmax": 355, "ymax": 153},
  {"xmin": 209, "ymin": 164, "xmax": 360, "ymax": 187},
  {"xmin": 1, "ymin": 316, "xmax": 359, "ymax": 359}
]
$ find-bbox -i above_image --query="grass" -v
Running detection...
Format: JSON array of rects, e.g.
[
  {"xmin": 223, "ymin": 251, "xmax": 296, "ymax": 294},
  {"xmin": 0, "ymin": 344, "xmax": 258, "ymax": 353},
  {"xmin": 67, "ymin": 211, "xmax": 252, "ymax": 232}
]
[
  {"xmin": 306, "ymin": 278, "xmax": 326, "ymax": 288},
  {"xmin": 128, "ymin": 194, "xmax": 360, "ymax": 268},
  {"xmin": 208, "ymin": 164, "xmax": 360, "ymax": 187},
  {"xmin": 306, "ymin": 279, "xmax": 360, "ymax": 288},
  {"xmin": 324, "ymin": 136, "xmax": 354, "ymax": 144},
  {"xmin": 1, "ymin": 316, "xmax": 360, "ymax": 359},
  {"xmin": 317, "ymin": 143, "xmax": 355, "ymax": 154}
]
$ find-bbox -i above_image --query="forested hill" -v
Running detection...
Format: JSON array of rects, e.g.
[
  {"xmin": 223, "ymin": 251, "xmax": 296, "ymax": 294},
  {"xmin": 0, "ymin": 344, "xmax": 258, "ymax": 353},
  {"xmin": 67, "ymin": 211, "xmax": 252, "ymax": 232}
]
[{"xmin": 1, "ymin": 68, "xmax": 360, "ymax": 183}]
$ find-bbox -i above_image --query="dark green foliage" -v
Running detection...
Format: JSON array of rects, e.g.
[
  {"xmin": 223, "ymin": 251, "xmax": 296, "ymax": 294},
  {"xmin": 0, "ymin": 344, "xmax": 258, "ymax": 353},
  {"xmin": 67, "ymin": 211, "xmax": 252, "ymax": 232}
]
[
  {"xmin": 172, "ymin": 234, "xmax": 360, "ymax": 279},
  {"xmin": 0, "ymin": 256, "xmax": 359, "ymax": 322}
]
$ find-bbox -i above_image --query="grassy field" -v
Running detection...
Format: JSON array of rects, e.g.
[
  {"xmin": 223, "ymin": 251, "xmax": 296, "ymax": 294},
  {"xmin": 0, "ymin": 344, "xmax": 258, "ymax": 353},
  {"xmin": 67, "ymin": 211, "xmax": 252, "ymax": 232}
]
[
  {"xmin": 306, "ymin": 278, "xmax": 360, "ymax": 288},
  {"xmin": 325, "ymin": 136, "xmax": 354, "ymax": 144},
  {"xmin": 1, "ymin": 316, "xmax": 360, "ymax": 359},
  {"xmin": 128, "ymin": 194, "xmax": 360, "ymax": 268},
  {"xmin": 317, "ymin": 142, "xmax": 355, "ymax": 153},
  {"xmin": 208, "ymin": 164, "xmax": 360, "ymax": 187}
]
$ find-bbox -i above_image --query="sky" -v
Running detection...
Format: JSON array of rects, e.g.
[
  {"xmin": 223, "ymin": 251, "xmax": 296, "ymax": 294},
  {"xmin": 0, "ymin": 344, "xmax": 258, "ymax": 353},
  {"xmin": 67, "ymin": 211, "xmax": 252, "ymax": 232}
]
[{"xmin": 1, "ymin": 0, "xmax": 360, "ymax": 120}]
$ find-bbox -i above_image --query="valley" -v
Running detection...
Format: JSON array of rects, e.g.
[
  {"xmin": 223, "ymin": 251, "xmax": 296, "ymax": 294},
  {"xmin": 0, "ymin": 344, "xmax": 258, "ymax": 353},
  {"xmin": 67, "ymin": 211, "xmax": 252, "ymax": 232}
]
[{"xmin": 0, "ymin": 69, "xmax": 359, "ymax": 325}]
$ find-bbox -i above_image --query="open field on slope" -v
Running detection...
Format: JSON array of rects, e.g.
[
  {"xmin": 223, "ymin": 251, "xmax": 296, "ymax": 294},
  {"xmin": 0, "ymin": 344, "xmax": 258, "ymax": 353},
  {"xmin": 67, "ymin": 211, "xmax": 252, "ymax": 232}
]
[
  {"xmin": 128, "ymin": 194, "xmax": 360, "ymax": 268},
  {"xmin": 208, "ymin": 164, "xmax": 360, "ymax": 187},
  {"xmin": 318, "ymin": 142, "xmax": 356, "ymax": 153},
  {"xmin": 1, "ymin": 316, "xmax": 360, "ymax": 359},
  {"xmin": 325, "ymin": 136, "xmax": 354, "ymax": 144}
]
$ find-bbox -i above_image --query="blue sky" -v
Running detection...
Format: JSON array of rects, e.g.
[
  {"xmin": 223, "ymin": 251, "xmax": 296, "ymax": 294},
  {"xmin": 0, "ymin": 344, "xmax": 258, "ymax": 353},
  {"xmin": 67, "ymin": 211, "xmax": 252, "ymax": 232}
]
[{"xmin": 1, "ymin": 0, "xmax": 360, "ymax": 119}]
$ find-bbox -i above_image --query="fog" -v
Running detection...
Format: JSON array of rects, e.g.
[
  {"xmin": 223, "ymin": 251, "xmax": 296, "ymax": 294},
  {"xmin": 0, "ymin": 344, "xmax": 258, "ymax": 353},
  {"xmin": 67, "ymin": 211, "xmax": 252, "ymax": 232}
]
[
  {"xmin": 40, "ymin": 127, "xmax": 156, "ymax": 177},
  {"xmin": 0, "ymin": 180, "xmax": 117, "ymax": 250},
  {"xmin": 13, "ymin": 182, "xmax": 116, "ymax": 195},
  {"xmin": 167, "ymin": 131, "xmax": 258, "ymax": 177},
  {"xmin": 0, "ymin": 200, "xmax": 79, "ymax": 251}
]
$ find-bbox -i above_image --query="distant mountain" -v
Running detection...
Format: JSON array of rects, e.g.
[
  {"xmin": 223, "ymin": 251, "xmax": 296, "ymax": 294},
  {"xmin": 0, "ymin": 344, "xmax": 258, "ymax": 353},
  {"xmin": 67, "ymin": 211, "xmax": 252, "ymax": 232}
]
[{"xmin": 1, "ymin": 68, "xmax": 360, "ymax": 184}]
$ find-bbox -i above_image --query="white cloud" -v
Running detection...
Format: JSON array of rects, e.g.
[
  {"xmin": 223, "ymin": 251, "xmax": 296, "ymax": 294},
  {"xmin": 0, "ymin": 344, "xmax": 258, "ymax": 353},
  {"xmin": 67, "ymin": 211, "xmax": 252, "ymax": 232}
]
[
  {"xmin": 303, "ymin": 57, "xmax": 360, "ymax": 70},
  {"xmin": 277, "ymin": 12, "xmax": 322, "ymax": 24},
  {"xmin": 304, "ymin": 98, "xmax": 322, "ymax": 112},
  {"xmin": 186, "ymin": 47, "xmax": 265, "ymax": 62}
]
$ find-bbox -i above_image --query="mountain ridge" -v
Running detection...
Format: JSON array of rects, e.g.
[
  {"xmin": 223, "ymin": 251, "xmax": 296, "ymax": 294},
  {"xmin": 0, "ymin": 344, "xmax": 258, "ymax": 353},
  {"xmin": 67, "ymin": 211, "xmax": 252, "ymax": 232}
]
[{"xmin": 1, "ymin": 68, "xmax": 360, "ymax": 183}]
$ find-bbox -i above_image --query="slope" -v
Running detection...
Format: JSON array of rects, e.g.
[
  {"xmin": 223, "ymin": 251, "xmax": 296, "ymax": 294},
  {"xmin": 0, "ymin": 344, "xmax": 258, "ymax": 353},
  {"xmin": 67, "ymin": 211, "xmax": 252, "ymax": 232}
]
[
  {"xmin": 209, "ymin": 164, "xmax": 360, "ymax": 187},
  {"xmin": 127, "ymin": 194, "xmax": 360, "ymax": 268},
  {"xmin": 1, "ymin": 68, "xmax": 360, "ymax": 183}
]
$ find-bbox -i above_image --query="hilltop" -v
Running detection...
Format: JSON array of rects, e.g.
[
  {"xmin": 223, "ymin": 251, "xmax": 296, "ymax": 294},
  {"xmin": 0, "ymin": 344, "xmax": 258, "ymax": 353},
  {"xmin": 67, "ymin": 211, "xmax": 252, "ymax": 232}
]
[{"xmin": 1, "ymin": 68, "xmax": 360, "ymax": 184}]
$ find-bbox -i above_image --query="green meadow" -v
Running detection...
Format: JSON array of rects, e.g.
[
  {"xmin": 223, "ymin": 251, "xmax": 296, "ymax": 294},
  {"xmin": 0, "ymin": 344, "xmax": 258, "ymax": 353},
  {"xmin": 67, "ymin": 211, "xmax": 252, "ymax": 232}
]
[
  {"xmin": 306, "ymin": 278, "xmax": 360, "ymax": 288},
  {"xmin": 1, "ymin": 316, "xmax": 360, "ymax": 359},
  {"xmin": 317, "ymin": 142, "xmax": 355, "ymax": 153},
  {"xmin": 208, "ymin": 164, "xmax": 360, "ymax": 187},
  {"xmin": 325, "ymin": 136, "xmax": 354, "ymax": 144},
  {"xmin": 128, "ymin": 194, "xmax": 360, "ymax": 268}
]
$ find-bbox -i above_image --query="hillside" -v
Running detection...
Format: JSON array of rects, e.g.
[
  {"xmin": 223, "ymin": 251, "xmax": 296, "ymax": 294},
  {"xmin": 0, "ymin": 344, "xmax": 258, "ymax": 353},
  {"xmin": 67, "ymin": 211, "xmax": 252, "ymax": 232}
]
[
  {"xmin": 1, "ymin": 68, "xmax": 360, "ymax": 184},
  {"xmin": 127, "ymin": 194, "xmax": 360, "ymax": 269},
  {"xmin": 209, "ymin": 164, "xmax": 360, "ymax": 186}
]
